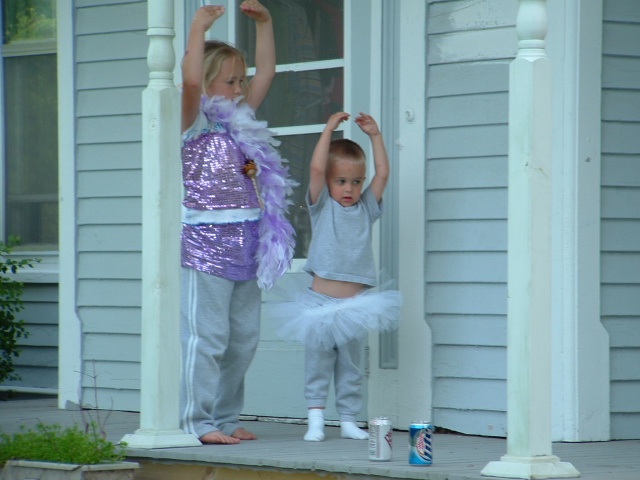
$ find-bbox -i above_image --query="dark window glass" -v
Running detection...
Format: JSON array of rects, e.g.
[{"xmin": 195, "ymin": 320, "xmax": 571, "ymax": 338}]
[
  {"xmin": 237, "ymin": 0, "xmax": 344, "ymax": 258},
  {"xmin": 2, "ymin": 0, "xmax": 57, "ymax": 249}
]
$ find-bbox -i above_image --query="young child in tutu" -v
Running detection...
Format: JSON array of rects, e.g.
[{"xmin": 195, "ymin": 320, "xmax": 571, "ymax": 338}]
[
  {"xmin": 271, "ymin": 111, "xmax": 402, "ymax": 441},
  {"xmin": 180, "ymin": 1, "xmax": 295, "ymax": 444}
]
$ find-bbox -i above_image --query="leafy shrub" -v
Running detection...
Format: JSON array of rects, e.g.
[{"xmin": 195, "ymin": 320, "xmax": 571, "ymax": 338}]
[
  {"xmin": 0, "ymin": 423, "xmax": 127, "ymax": 465},
  {"xmin": 0, "ymin": 237, "xmax": 37, "ymax": 384}
]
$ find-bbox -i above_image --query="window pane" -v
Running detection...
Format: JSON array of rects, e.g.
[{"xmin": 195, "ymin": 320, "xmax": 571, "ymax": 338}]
[
  {"xmin": 6, "ymin": 201, "xmax": 57, "ymax": 249},
  {"xmin": 256, "ymin": 67, "xmax": 343, "ymax": 128},
  {"xmin": 236, "ymin": 0, "xmax": 345, "ymax": 259},
  {"xmin": 4, "ymin": 54, "xmax": 58, "ymax": 248},
  {"xmin": 237, "ymin": 0, "xmax": 344, "ymax": 65},
  {"xmin": 277, "ymin": 131, "xmax": 343, "ymax": 259},
  {"xmin": 2, "ymin": 0, "xmax": 56, "ymax": 44}
]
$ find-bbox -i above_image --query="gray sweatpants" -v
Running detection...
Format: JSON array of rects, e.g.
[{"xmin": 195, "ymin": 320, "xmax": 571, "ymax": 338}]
[
  {"xmin": 305, "ymin": 338, "xmax": 364, "ymax": 423},
  {"xmin": 180, "ymin": 267, "xmax": 261, "ymax": 438}
]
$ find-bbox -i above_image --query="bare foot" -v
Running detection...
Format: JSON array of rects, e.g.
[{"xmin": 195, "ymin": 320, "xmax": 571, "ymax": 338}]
[
  {"xmin": 199, "ymin": 431, "xmax": 240, "ymax": 445},
  {"xmin": 231, "ymin": 427, "xmax": 257, "ymax": 440}
]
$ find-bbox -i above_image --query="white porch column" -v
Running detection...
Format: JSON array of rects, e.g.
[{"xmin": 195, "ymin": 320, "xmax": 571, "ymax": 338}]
[
  {"xmin": 547, "ymin": 0, "xmax": 609, "ymax": 442},
  {"xmin": 482, "ymin": 1, "xmax": 579, "ymax": 478},
  {"xmin": 121, "ymin": 0, "xmax": 199, "ymax": 449}
]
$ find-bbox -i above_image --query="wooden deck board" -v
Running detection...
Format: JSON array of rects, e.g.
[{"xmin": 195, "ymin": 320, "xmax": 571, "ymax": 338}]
[{"xmin": 1, "ymin": 397, "xmax": 639, "ymax": 479}]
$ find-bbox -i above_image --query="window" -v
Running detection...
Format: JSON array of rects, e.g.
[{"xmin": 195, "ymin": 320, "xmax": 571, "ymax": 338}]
[
  {"xmin": 236, "ymin": 0, "xmax": 344, "ymax": 258},
  {"xmin": 1, "ymin": 0, "xmax": 58, "ymax": 251}
]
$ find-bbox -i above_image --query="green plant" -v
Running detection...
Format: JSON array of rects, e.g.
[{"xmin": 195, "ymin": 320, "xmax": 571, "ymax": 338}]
[
  {"xmin": 0, "ymin": 422, "xmax": 127, "ymax": 465},
  {"xmin": 0, "ymin": 236, "xmax": 37, "ymax": 384}
]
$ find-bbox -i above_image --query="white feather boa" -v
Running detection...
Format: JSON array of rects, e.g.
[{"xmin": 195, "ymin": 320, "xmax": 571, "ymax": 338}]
[{"xmin": 200, "ymin": 95, "xmax": 297, "ymax": 290}]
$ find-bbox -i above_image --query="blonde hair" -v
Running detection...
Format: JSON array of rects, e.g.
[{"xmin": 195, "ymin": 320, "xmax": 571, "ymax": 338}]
[
  {"xmin": 202, "ymin": 40, "xmax": 249, "ymax": 98},
  {"xmin": 328, "ymin": 138, "xmax": 366, "ymax": 169}
]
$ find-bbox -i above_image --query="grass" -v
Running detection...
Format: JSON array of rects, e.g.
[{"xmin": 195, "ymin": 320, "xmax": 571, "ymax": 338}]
[{"xmin": 0, "ymin": 422, "xmax": 127, "ymax": 465}]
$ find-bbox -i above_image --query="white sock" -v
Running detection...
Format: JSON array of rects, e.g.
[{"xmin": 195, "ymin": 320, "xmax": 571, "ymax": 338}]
[
  {"xmin": 304, "ymin": 409, "xmax": 325, "ymax": 441},
  {"xmin": 340, "ymin": 421, "xmax": 368, "ymax": 440}
]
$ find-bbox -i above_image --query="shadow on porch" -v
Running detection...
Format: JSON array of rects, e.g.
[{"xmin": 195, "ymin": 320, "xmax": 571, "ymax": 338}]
[{"xmin": 0, "ymin": 396, "xmax": 638, "ymax": 480}]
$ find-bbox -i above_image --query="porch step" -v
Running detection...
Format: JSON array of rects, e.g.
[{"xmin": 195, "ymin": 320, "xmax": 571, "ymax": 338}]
[
  {"xmin": 3, "ymin": 398, "xmax": 640, "ymax": 479},
  {"xmin": 126, "ymin": 422, "xmax": 497, "ymax": 480}
]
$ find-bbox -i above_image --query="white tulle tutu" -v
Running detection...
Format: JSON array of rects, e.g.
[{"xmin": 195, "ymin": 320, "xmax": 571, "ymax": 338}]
[{"xmin": 265, "ymin": 285, "xmax": 402, "ymax": 350}]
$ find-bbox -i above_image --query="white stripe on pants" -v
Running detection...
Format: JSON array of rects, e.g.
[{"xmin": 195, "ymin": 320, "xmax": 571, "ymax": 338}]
[{"xmin": 180, "ymin": 267, "xmax": 261, "ymax": 437}]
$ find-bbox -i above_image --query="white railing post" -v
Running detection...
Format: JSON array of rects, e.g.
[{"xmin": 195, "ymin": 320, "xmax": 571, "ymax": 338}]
[
  {"xmin": 482, "ymin": 1, "xmax": 579, "ymax": 477},
  {"xmin": 121, "ymin": 0, "xmax": 200, "ymax": 449}
]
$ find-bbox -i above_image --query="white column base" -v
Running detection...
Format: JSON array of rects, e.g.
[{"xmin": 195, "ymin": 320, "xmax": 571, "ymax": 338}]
[
  {"xmin": 482, "ymin": 455, "xmax": 580, "ymax": 479},
  {"xmin": 121, "ymin": 429, "xmax": 201, "ymax": 449}
]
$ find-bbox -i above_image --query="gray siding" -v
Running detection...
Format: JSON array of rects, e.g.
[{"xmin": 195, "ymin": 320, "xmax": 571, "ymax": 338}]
[
  {"xmin": 2, "ymin": 284, "xmax": 59, "ymax": 390},
  {"xmin": 75, "ymin": 0, "xmax": 147, "ymax": 411},
  {"xmin": 601, "ymin": 1, "xmax": 640, "ymax": 440},
  {"xmin": 425, "ymin": 0, "xmax": 517, "ymax": 436}
]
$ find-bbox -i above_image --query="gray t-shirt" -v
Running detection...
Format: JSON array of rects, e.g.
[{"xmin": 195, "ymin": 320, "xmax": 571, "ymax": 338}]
[{"xmin": 303, "ymin": 186, "xmax": 382, "ymax": 287}]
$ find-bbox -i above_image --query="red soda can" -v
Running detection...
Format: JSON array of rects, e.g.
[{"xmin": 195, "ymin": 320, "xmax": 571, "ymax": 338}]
[{"xmin": 368, "ymin": 416, "xmax": 393, "ymax": 461}]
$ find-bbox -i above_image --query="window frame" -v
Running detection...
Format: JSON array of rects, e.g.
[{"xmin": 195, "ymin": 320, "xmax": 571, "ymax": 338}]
[
  {"xmin": 182, "ymin": 0, "xmax": 377, "ymax": 267},
  {"xmin": 0, "ymin": 7, "xmax": 61, "ymax": 283},
  {"xmin": 233, "ymin": 0, "xmax": 352, "ymax": 267}
]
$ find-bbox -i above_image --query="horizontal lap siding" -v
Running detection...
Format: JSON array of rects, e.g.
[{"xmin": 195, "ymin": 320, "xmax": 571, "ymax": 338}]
[
  {"xmin": 601, "ymin": 1, "xmax": 640, "ymax": 440},
  {"xmin": 75, "ymin": 1, "xmax": 147, "ymax": 411},
  {"xmin": 2, "ymin": 284, "xmax": 59, "ymax": 390},
  {"xmin": 425, "ymin": 0, "xmax": 516, "ymax": 437}
]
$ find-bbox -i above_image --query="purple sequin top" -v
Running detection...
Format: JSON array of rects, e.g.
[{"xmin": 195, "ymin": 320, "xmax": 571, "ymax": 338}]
[
  {"xmin": 182, "ymin": 132, "xmax": 261, "ymax": 211},
  {"xmin": 181, "ymin": 127, "xmax": 261, "ymax": 281}
]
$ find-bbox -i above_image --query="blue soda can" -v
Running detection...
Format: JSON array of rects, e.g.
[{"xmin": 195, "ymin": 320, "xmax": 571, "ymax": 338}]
[{"xmin": 408, "ymin": 422, "xmax": 433, "ymax": 465}]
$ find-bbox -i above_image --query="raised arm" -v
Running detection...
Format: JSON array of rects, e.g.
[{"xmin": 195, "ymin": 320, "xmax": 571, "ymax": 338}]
[
  {"xmin": 354, "ymin": 113, "xmax": 389, "ymax": 202},
  {"xmin": 182, "ymin": 6, "xmax": 225, "ymax": 133},
  {"xmin": 240, "ymin": 0, "xmax": 275, "ymax": 110},
  {"xmin": 308, "ymin": 112, "xmax": 350, "ymax": 205}
]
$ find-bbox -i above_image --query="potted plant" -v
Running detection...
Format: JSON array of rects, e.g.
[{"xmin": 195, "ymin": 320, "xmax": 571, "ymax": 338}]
[{"xmin": 0, "ymin": 422, "xmax": 138, "ymax": 479}]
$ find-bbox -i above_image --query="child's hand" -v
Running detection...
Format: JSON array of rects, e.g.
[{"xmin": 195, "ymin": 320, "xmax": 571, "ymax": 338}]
[
  {"xmin": 240, "ymin": 0, "xmax": 271, "ymax": 23},
  {"xmin": 193, "ymin": 5, "xmax": 225, "ymax": 31},
  {"xmin": 354, "ymin": 113, "xmax": 381, "ymax": 137},
  {"xmin": 325, "ymin": 112, "xmax": 350, "ymax": 132}
]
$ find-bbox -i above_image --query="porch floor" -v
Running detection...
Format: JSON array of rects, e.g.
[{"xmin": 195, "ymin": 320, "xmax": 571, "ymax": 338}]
[{"xmin": 1, "ymin": 396, "xmax": 638, "ymax": 480}]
